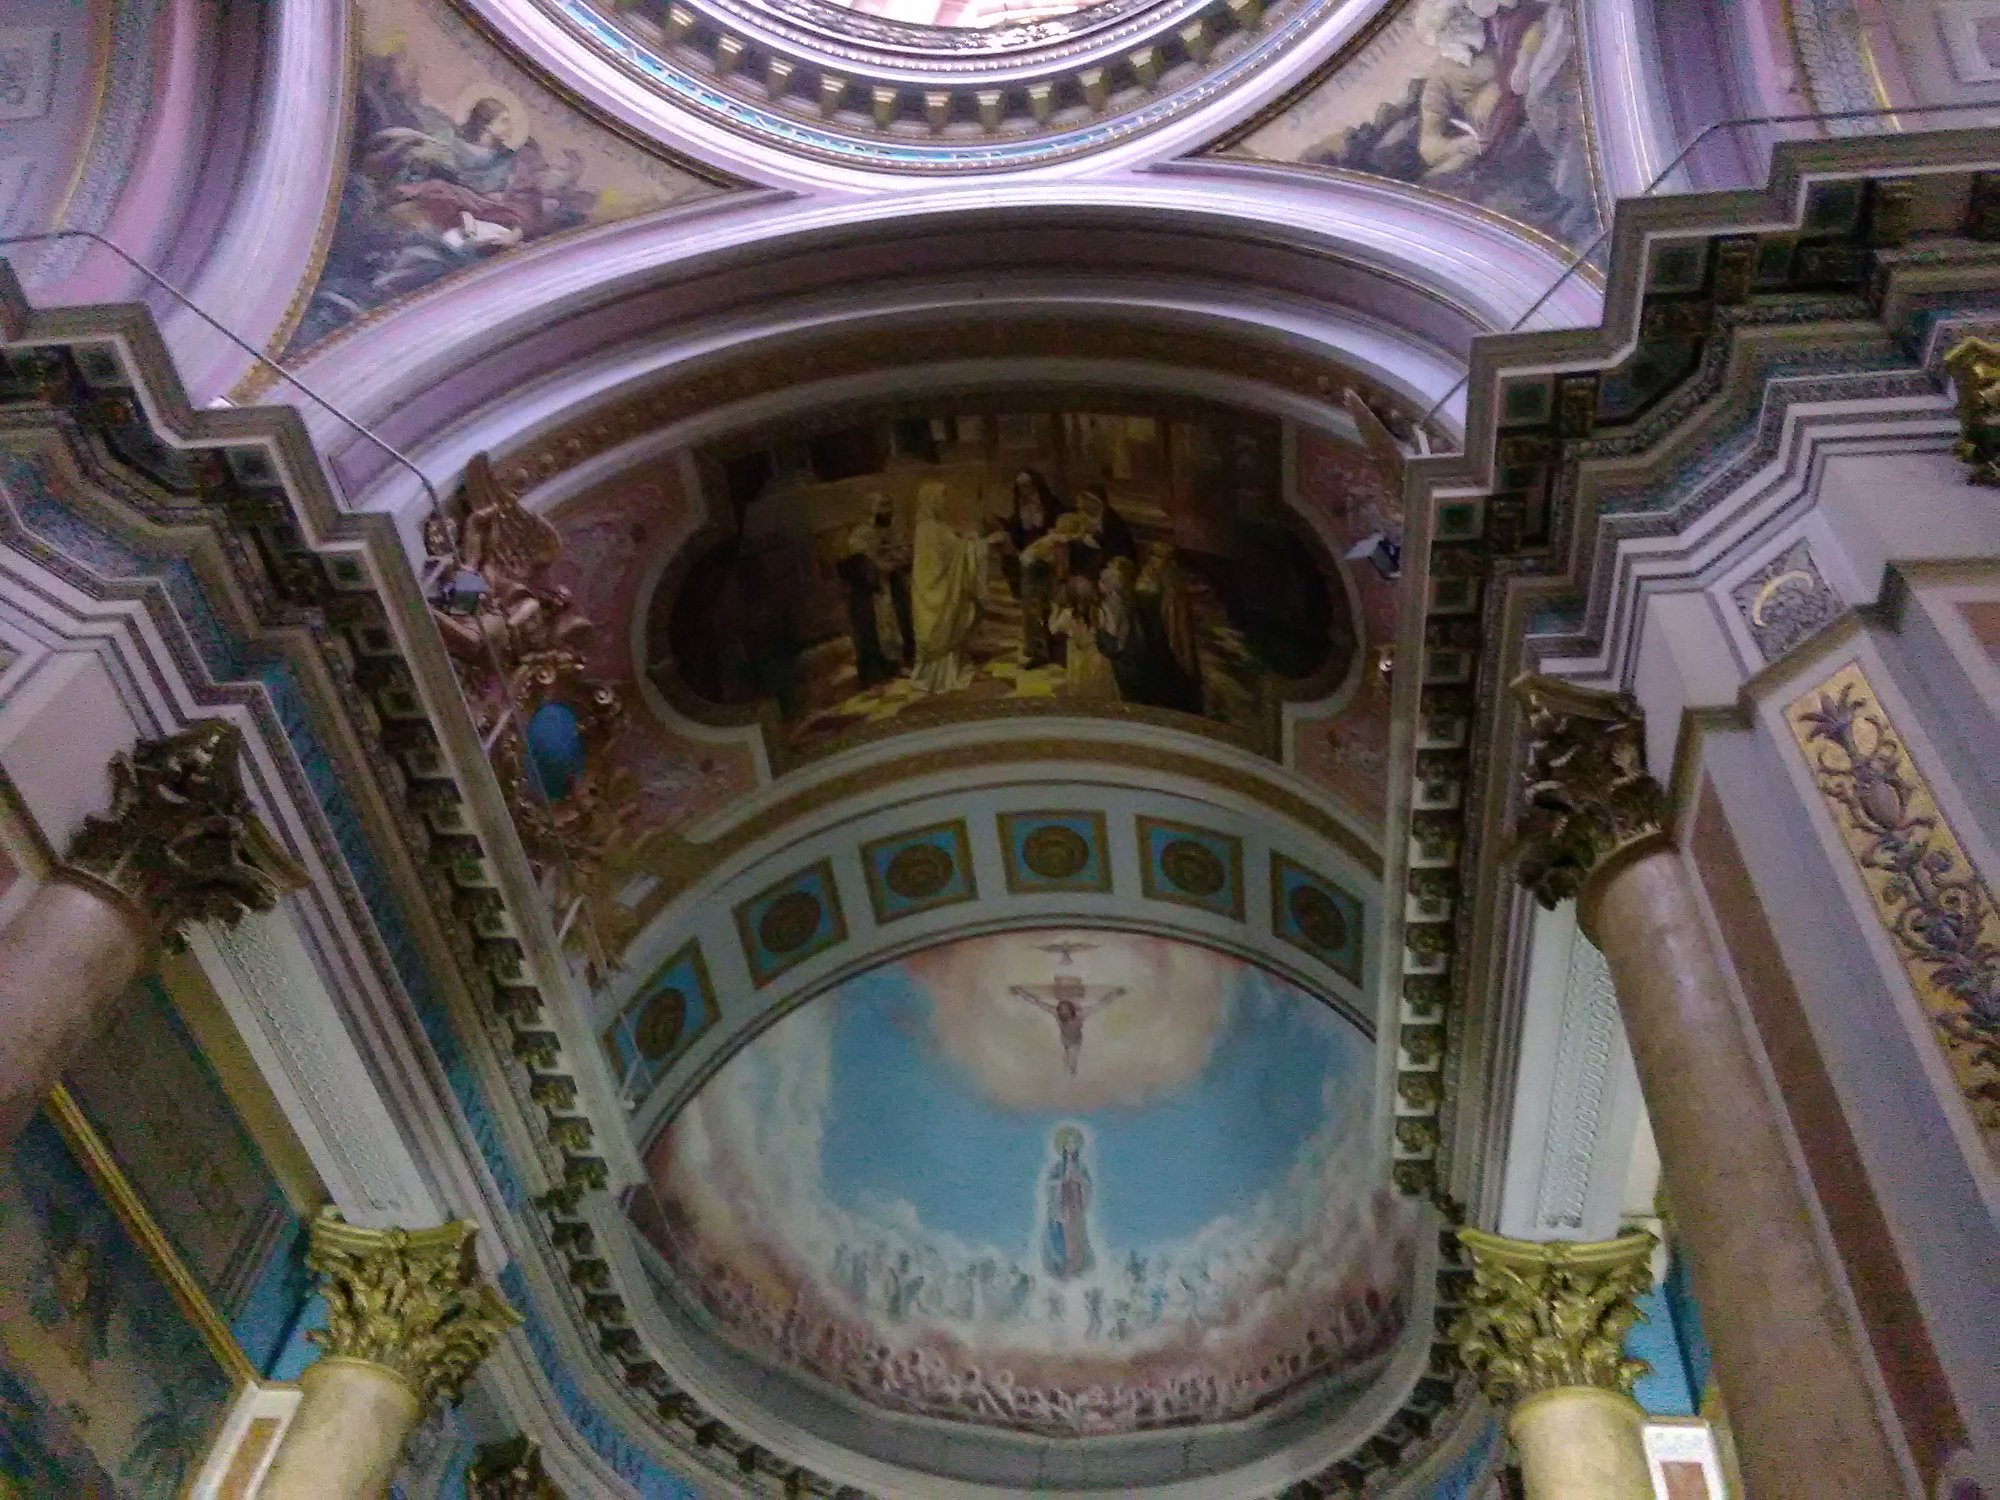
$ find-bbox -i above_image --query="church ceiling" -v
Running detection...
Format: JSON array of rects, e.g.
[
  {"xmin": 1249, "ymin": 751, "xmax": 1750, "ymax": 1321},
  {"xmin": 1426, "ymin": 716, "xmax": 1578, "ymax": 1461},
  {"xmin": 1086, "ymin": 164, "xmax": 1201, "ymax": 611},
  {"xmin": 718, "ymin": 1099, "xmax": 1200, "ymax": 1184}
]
[
  {"xmin": 495, "ymin": 0, "xmax": 1399, "ymax": 170},
  {"xmin": 0, "ymin": 198, "xmax": 1487, "ymax": 1498}
]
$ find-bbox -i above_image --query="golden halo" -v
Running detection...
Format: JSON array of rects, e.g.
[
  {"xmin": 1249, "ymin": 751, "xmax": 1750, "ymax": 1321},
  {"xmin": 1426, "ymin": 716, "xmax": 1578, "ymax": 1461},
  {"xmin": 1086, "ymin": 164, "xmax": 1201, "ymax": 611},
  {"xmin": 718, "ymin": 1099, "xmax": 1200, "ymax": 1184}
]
[{"xmin": 447, "ymin": 83, "xmax": 529, "ymax": 149}]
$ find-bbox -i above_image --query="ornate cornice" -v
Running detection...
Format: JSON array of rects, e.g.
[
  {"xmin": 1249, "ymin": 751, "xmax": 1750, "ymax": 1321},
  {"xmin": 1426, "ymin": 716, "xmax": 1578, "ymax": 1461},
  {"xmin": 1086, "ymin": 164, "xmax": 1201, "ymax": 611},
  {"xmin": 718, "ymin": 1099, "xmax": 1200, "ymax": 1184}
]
[
  {"xmin": 59, "ymin": 719, "xmax": 308, "ymax": 946},
  {"xmin": 1450, "ymin": 1228, "xmax": 1653, "ymax": 1406},
  {"xmin": 306, "ymin": 1209, "xmax": 522, "ymax": 1411},
  {"xmin": 1379, "ymin": 138, "xmax": 2000, "ymax": 1205},
  {"xmin": 512, "ymin": 0, "xmax": 1342, "ymax": 172},
  {"xmin": 1509, "ymin": 675, "xmax": 1670, "ymax": 919}
]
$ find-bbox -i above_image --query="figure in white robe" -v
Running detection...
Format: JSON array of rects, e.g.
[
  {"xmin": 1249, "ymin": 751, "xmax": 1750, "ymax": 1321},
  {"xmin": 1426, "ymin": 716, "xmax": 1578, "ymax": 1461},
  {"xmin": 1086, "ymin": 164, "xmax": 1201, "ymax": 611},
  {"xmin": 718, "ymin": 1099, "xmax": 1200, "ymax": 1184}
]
[{"xmin": 908, "ymin": 482, "xmax": 989, "ymax": 693}]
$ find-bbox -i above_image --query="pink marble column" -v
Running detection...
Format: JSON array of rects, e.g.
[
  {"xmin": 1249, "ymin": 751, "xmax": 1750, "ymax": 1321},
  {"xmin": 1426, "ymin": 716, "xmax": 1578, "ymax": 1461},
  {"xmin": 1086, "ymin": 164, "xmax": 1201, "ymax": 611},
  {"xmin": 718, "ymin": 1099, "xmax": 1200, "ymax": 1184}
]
[
  {"xmin": 1512, "ymin": 677, "xmax": 1911, "ymax": 1499},
  {"xmin": 0, "ymin": 720, "xmax": 303, "ymax": 1144}
]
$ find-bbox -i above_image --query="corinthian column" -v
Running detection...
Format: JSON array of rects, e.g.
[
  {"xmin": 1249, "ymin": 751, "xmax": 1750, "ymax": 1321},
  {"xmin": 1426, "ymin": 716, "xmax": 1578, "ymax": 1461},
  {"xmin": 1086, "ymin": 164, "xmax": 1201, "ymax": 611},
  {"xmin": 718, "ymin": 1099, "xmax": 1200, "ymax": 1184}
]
[
  {"xmin": 261, "ymin": 1210, "xmax": 522, "ymax": 1500},
  {"xmin": 0, "ymin": 719, "xmax": 304, "ymax": 1144},
  {"xmin": 1452, "ymin": 1229, "xmax": 1656, "ymax": 1500},
  {"xmin": 1511, "ymin": 676, "xmax": 1907, "ymax": 1497}
]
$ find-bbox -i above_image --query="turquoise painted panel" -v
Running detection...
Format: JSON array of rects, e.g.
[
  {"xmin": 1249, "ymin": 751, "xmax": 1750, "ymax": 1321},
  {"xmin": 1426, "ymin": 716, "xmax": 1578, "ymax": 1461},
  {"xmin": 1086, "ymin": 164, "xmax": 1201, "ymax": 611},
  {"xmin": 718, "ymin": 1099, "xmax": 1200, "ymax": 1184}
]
[
  {"xmin": 861, "ymin": 820, "xmax": 975, "ymax": 923},
  {"xmin": 1627, "ymin": 1285, "xmax": 1698, "ymax": 1417},
  {"xmin": 1271, "ymin": 853, "xmax": 1365, "ymax": 984},
  {"xmin": 603, "ymin": 941, "xmax": 719, "ymax": 1102},
  {"xmin": 1137, "ymin": 816, "xmax": 1244, "ymax": 920},
  {"xmin": 998, "ymin": 810, "xmax": 1110, "ymax": 894}
]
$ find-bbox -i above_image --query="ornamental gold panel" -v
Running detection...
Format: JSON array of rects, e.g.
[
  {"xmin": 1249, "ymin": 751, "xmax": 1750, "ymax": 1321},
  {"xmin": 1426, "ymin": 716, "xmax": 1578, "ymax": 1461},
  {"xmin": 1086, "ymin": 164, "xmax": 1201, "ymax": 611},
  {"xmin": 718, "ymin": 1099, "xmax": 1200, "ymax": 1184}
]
[{"xmin": 1786, "ymin": 662, "xmax": 2000, "ymax": 1152}]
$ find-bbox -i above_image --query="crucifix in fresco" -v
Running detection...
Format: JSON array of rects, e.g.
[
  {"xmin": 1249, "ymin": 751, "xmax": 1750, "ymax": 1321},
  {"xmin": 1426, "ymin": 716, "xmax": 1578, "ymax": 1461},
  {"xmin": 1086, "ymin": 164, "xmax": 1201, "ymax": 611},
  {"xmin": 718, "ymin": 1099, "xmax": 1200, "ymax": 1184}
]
[{"xmin": 1006, "ymin": 941, "xmax": 1125, "ymax": 1075}]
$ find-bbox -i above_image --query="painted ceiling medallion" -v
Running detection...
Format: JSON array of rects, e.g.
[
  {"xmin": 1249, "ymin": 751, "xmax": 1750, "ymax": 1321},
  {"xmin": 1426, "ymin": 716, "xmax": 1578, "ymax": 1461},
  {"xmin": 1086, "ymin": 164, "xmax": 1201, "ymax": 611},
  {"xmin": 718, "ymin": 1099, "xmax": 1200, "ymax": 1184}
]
[
  {"xmin": 513, "ymin": 0, "xmax": 1383, "ymax": 169},
  {"xmin": 628, "ymin": 927, "xmax": 1417, "ymax": 1438}
]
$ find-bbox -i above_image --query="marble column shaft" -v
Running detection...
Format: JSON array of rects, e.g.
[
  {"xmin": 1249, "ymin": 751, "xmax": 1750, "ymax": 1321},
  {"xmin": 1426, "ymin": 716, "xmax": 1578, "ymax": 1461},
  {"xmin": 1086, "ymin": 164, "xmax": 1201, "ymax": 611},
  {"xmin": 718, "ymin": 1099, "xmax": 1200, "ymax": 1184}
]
[
  {"xmin": 1513, "ymin": 676, "xmax": 1909, "ymax": 1498},
  {"xmin": 0, "ymin": 720, "xmax": 302, "ymax": 1145}
]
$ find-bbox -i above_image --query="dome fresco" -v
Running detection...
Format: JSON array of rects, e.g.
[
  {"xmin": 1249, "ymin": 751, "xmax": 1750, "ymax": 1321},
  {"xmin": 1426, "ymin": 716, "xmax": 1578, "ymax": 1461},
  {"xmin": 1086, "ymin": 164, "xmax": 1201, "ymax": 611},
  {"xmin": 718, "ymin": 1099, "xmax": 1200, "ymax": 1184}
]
[{"xmin": 628, "ymin": 928, "xmax": 1418, "ymax": 1437}]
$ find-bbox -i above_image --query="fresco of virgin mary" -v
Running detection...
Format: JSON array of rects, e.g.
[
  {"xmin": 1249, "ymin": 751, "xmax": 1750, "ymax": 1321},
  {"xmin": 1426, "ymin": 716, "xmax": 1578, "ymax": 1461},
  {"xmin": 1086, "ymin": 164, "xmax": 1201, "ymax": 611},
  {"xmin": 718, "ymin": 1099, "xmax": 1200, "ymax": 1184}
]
[{"xmin": 1041, "ymin": 1126, "xmax": 1095, "ymax": 1281}]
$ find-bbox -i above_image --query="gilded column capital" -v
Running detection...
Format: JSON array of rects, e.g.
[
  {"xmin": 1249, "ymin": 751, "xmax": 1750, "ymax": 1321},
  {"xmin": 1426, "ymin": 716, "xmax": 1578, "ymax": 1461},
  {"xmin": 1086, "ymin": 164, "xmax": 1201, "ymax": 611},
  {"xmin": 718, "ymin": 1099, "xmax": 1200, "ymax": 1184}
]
[
  {"xmin": 468, "ymin": 1435, "xmax": 565, "ymax": 1498},
  {"xmin": 1944, "ymin": 335, "xmax": 2000, "ymax": 485},
  {"xmin": 1510, "ymin": 675, "xmax": 1671, "ymax": 914},
  {"xmin": 59, "ymin": 719, "xmax": 306, "ymax": 947},
  {"xmin": 306, "ymin": 1209, "xmax": 522, "ymax": 1411},
  {"xmin": 1450, "ymin": 1228, "xmax": 1655, "ymax": 1407}
]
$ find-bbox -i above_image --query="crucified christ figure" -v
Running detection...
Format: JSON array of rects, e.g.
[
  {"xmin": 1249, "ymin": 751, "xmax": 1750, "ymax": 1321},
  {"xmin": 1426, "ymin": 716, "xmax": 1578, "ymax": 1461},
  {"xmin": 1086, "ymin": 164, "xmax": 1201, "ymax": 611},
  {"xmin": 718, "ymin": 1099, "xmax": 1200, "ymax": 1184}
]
[{"xmin": 1008, "ymin": 971, "xmax": 1126, "ymax": 1075}]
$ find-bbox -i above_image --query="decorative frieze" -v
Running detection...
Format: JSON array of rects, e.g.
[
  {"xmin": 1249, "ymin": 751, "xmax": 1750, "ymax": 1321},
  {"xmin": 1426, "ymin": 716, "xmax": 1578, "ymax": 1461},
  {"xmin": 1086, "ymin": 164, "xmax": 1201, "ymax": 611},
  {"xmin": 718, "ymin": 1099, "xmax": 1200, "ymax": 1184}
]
[{"xmin": 1785, "ymin": 662, "xmax": 2000, "ymax": 1148}]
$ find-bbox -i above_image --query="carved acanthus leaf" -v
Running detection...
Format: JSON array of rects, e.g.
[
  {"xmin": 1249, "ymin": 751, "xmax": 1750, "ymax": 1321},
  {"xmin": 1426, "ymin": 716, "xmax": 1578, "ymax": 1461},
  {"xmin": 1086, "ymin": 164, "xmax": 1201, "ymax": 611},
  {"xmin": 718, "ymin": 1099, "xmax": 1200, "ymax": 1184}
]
[
  {"xmin": 61, "ymin": 719, "xmax": 307, "ymax": 946},
  {"xmin": 1450, "ymin": 1228, "xmax": 1654, "ymax": 1405},
  {"xmin": 1510, "ymin": 676, "xmax": 1670, "ymax": 908},
  {"xmin": 305, "ymin": 1208, "xmax": 521, "ymax": 1410}
]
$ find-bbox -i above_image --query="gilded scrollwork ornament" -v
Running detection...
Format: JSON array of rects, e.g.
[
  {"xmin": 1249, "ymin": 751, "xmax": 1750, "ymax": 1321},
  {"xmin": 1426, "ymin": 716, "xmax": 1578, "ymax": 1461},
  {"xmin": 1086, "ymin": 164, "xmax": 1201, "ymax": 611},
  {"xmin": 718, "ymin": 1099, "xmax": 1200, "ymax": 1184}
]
[
  {"xmin": 425, "ymin": 454, "xmax": 640, "ymax": 980},
  {"xmin": 60, "ymin": 719, "xmax": 307, "ymax": 946},
  {"xmin": 305, "ymin": 1208, "xmax": 521, "ymax": 1411},
  {"xmin": 1450, "ymin": 1228, "xmax": 1654, "ymax": 1406},
  {"xmin": 1787, "ymin": 663, "xmax": 2000, "ymax": 1143},
  {"xmin": 1509, "ymin": 676, "xmax": 1670, "ymax": 910},
  {"xmin": 1943, "ymin": 335, "xmax": 2000, "ymax": 486}
]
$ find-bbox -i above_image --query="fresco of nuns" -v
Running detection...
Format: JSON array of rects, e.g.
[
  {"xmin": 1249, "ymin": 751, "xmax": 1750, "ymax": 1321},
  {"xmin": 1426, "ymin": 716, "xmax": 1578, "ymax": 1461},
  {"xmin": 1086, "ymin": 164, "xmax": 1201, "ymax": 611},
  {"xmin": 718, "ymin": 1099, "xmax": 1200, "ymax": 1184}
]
[{"xmin": 654, "ymin": 404, "xmax": 1357, "ymax": 761}]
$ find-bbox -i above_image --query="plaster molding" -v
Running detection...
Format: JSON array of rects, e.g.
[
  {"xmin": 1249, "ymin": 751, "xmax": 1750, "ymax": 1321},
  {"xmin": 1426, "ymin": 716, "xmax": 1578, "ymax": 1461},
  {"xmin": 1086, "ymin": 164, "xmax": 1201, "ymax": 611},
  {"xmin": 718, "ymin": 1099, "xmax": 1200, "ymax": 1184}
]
[
  {"xmin": 157, "ymin": 0, "xmax": 349, "ymax": 402},
  {"xmin": 197, "ymin": 915, "xmax": 443, "ymax": 1226},
  {"xmin": 285, "ymin": 179, "xmax": 1594, "ymax": 477},
  {"xmin": 461, "ymin": 0, "xmax": 1402, "ymax": 185}
]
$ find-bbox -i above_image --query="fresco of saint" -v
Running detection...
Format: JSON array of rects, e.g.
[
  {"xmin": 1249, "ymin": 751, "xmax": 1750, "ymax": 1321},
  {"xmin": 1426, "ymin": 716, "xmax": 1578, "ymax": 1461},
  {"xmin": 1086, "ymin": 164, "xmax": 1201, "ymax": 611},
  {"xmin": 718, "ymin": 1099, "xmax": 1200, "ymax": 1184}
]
[
  {"xmin": 284, "ymin": 1, "xmax": 716, "ymax": 357},
  {"xmin": 1233, "ymin": 0, "xmax": 1600, "ymax": 252},
  {"xmin": 1040, "ymin": 1127, "xmax": 1094, "ymax": 1281}
]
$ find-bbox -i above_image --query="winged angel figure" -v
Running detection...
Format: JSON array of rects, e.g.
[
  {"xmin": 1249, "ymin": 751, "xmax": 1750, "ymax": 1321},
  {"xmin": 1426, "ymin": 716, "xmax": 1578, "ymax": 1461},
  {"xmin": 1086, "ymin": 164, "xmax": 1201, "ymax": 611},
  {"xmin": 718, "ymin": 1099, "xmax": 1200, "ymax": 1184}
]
[{"xmin": 426, "ymin": 456, "xmax": 638, "ymax": 980}]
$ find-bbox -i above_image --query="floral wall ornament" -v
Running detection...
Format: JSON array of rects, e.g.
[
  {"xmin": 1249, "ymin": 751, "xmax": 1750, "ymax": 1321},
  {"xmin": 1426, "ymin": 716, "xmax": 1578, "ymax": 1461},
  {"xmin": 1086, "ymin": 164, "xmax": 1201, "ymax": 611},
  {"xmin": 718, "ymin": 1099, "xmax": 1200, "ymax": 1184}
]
[
  {"xmin": 1786, "ymin": 662, "xmax": 2000, "ymax": 1147},
  {"xmin": 60, "ymin": 719, "xmax": 308, "ymax": 947},
  {"xmin": 304, "ymin": 1208, "xmax": 521, "ymax": 1411},
  {"xmin": 1509, "ymin": 675, "xmax": 1671, "ymax": 911},
  {"xmin": 425, "ymin": 454, "xmax": 640, "ymax": 982},
  {"xmin": 1943, "ymin": 335, "xmax": 2000, "ymax": 485},
  {"xmin": 1449, "ymin": 1228, "xmax": 1655, "ymax": 1406}
]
